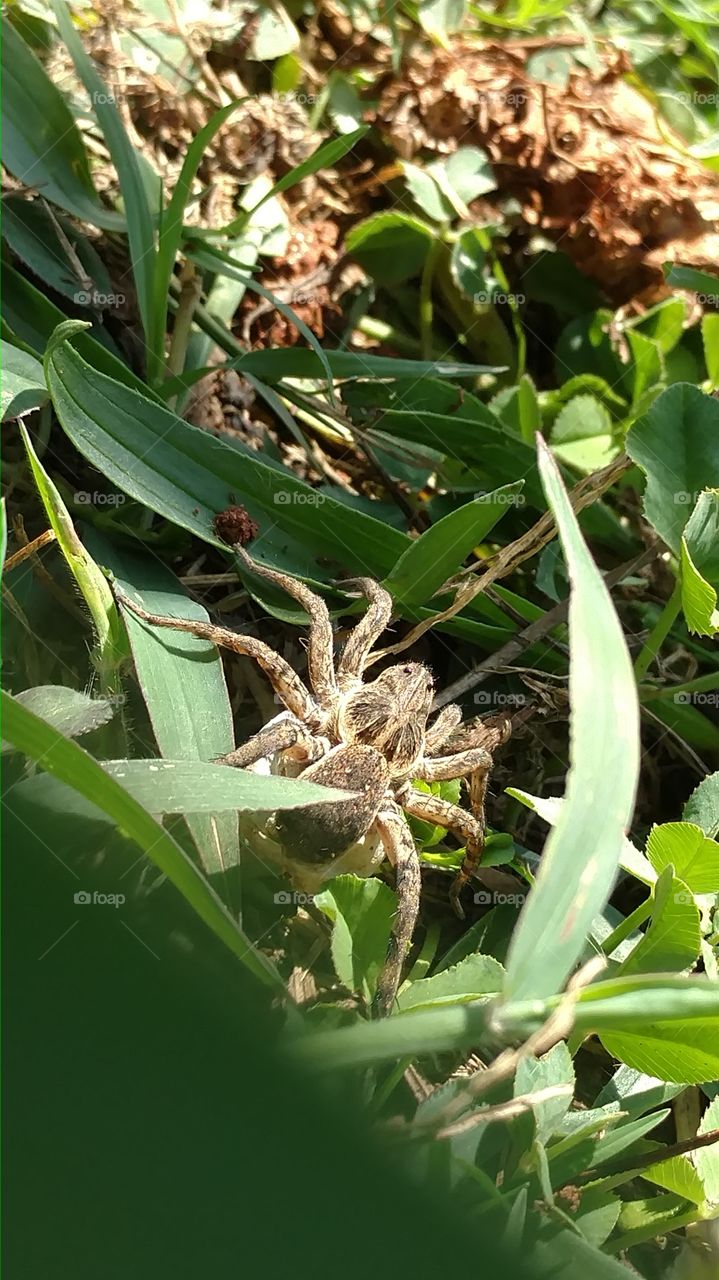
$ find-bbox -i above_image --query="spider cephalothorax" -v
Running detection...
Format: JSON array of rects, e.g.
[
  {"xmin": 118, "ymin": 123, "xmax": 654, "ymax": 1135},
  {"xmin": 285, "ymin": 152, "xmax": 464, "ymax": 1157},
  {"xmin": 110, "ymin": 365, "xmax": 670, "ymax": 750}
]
[
  {"xmin": 334, "ymin": 663, "xmax": 434, "ymax": 776},
  {"xmin": 116, "ymin": 540, "xmax": 511, "ymax": 1015}
]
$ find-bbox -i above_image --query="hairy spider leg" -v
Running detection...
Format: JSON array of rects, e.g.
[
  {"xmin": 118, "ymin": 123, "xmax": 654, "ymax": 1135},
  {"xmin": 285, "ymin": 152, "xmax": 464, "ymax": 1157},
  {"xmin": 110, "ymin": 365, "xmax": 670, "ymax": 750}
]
[
  {"xmin": 233, "ymin": 544, "xmax": 337, "ymax": 708},
  {"xmin": 116, "ymin": 591, "xmax": 320, "ymax": 727},
  {"xmin": 217, "ymin": 717, "xmax": 324, "ymax": 769},
  {"xmin": 336, "ymin": 578, "xmax": 393, "ymax": 685},
  {"xmin": 401, "ymin": 787, "xmax": 488, "ymax": 921},
  {"xmin": 372, "ymin": 804, "xmax": 421, "ymax": 1017},
  {"xmin": 424, "ymin": 703, "xmax": 462, "ymax": 754}
]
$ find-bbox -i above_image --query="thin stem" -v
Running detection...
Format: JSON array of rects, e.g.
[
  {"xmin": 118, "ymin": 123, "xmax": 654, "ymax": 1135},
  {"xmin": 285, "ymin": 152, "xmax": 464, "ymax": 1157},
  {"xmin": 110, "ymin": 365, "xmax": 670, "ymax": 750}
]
[
  {"xmin": 420, "ymin": 237, "xmax": 441, "ymax": 361},
  {"xmin": 166, "ymin": 259, "xmax": 202, "ymax": 406},
  {"xmin": 633, "ymin": 579, "xmax": 683, "ymax": 682},
  {"xmin": 356, "ymin": 315, "xmax": 425, "ymax": 356},
  {"xmin": 641, "ymin": 670, "xmax": 719, "ymax": 701},
  {"xmin": 601, "ymin": 896, "xmax": 652, "ymax": 957}
]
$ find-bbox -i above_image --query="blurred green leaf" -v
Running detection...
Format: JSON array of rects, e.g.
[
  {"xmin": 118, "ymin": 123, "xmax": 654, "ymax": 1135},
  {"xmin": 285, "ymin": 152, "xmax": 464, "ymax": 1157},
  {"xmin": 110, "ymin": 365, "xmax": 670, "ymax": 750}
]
[
  {"xmin": 327, "ymin": 73, "xmax": 365, "ymax": 134},
  {"xmin": 397, "ymin": 952, "xmax": 505, "ymax": 1012},
  {"xmin": 314, "ymin": 875, "xmax": 396, "ymax": 1004},
  {"xmin": 2, "ymin": 690, "xmax": 283, "ymax": 990},
  {"xmin": 702, "ymin": 313, "xmax": 719, "ymax": 388},
  {"xmin": 402, "ymin": 162, "xmax": 450, "ymax": 222},
  {"xmin": 10, "ymin": 685, "xmax": 116, "ymax": 740},
  {"xmin": 346, "ymin": 211, "xmax": 434, "ymax": 284},
  {"xmin": 664, "ymin": 263, "xmax": 719, "ymax": 294},
  {"xmin": 1, "ymin": 196, "xmax": 113, "ymax": 304},
  {"xmin": 506, "ymin": 788, "xmax": 655, "ymax": 885},
  {"xmin": 626, "ymin": 383, "xmax": 719, "ymax": 553},
  {"xmin": 26, "ymin": 758, "xmax": 352, "ymax": 817},
  {"xmin": 514, "ymin": 1042, "xmax": 574, "ymax": 1143},
  {"xmin": 648, "ymin": 695, "xmax": 719, "ymax": 752},
  {"xmin": 296, "ymin": 976, "xmax": 719, "ymax": 1073},
  {"xmin": 683, "ymin": 772, "xmax": 719, "ymax": 837},
  {"xmin": 681, "ymin": 489, "xmax": 719, "ymax": 634},
  {"xmin": 1, "ymin": 341, "xmax": 48, "ymax": 420},
  {"xmin": 417, "ymin": 0, "xmax": 467, "ymax": 41},
  {"xmin": 19, "ymin": 414, "xmax": 125, "ymax": 693},
  {"xmin": 550, "ymin": 394, "xmax": 615, "ymax": 472},
  {"xmin": 695, "ymin": 1096, "xmax": 719, "ymax": 1202},
  {"xmin": 249, "ymin": 3, "xmax": 299, "ymax": 59}
]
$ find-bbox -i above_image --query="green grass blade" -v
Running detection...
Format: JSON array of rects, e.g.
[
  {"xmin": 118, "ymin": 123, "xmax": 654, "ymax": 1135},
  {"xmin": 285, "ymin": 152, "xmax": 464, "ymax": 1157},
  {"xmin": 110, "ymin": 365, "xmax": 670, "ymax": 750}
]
[
  {"xmin": 96, "ymin": 534, "xmax": 240, "ymax": 878},
  {"xmin": 18, "ymin": 417, "xmax": 125, "ymax": 694},
  {"xmin": 293, "ymin": 976, "xmax": 719, "ymax": 1072},
  {"xmin": 502, "ymin": 435, "xmax": 640, "ymax": 1002},
  {"xmin": 23, "ymin": 760, "xmax": 353, "ymax": 816},
  {"xmin": 384, "ymin": 482, "xmax": 524, "ymax": 607},
  {"xmin": 150, "ymin": 99, "xmax": 244, "ymax": 383},
  {"xmin": 51, "ymin": 0, "xmax": 157, "ymax": 355},
  {"xmin": 0, "ymin": 16, "xmax": 124, "ymax": 231},
  {"xmin": 209, "ymin": 127, "xmax": 369, "ymax": 236},
  {"xmin": 188, "ymin": 242, "xmax": 337, "ymax": 399},
  {"xmin": 44, "ymin": 324, "xmax": 408, "ymax": 579}
]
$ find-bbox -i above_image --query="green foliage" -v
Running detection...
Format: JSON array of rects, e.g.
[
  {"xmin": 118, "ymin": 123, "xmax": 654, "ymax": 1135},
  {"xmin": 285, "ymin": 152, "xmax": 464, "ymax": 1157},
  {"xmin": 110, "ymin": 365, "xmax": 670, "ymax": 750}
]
[{"xmin": 4, "ymin": 5, "xmax": 719, "ymax": 1272}]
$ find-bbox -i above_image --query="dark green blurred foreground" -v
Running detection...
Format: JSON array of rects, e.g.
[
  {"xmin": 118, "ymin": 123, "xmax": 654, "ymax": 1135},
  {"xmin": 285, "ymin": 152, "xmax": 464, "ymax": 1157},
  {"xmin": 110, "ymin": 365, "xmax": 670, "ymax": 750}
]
[{"xmin": 3, "ymin": 798, "xmax": 547, "ymax": 1280}]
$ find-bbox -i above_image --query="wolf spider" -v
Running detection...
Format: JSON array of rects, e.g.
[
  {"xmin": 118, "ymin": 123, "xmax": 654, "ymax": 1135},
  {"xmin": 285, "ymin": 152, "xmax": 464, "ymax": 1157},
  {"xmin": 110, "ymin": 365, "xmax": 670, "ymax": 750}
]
[{"xmin": 116, "ymin": 542, "xmax": 510, "ymax": 1015}]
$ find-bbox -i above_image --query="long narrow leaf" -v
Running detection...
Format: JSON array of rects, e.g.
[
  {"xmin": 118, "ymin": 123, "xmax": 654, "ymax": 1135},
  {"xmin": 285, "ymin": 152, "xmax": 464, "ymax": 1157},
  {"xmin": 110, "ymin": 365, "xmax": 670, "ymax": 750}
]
[
  {"xmin": 502, "ymin": 436, "xmax": 640, "ymax": 1002},
  {"xmin": 188, "ymin": 242, "xmax": 337, "ymax": 399},
  {"xmin": 293, "ymin": 976, "xmax": 719, "ymax": 1072},
  {"xmin": 150, "ymin": 99, "xmax": 244, "ymax": 382},
  {"xmin": 44, "ymin": 322, "xmax": 407, "ymax": 579},
  {"xmin": 94, "ymin": 534, "xmax": 240, "ymax": 877},
  {"xmin": 52, "ymin": 0, "xmax": 157, "ymax": 353},
  {"xmin": 19, "ymin": 421, "xmax": 125, "ymax": 692},
  {"xmin": 208, "ymin": 127, "xmax": 369, "ymax": 236},
  {"xmin": 1, "ymin": 17, "xmax": 124, "ymax": 231}
]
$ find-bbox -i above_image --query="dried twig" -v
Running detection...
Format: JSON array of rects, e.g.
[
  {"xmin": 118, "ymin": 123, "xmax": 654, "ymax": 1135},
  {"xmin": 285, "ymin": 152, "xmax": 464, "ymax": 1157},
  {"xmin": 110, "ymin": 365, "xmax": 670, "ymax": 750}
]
[
  {"xmin": 413, "ymin": 955, "xmax": 606, "ymax": 1137},
  {"xmin": 367, "ymin": 453, "xmax": 632, "ymax": 665},
  {"xmin": 433, "ymin": 544, "xmax": 657, "ymax": 709}
]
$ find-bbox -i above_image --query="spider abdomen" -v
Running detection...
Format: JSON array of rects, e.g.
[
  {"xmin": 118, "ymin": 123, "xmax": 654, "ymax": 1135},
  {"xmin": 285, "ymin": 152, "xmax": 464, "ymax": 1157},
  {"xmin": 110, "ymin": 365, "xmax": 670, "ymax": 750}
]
[{"xmin": 272, "ymin": 744, "xmax": 390, "ymax": 863}]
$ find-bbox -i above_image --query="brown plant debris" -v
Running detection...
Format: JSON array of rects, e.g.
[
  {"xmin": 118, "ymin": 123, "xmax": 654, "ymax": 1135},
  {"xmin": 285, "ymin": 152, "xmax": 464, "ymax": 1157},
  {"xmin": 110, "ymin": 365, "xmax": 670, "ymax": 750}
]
[{"xmin": 375, "ymin": 40, "xmax": 719, "ymax": 303}]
